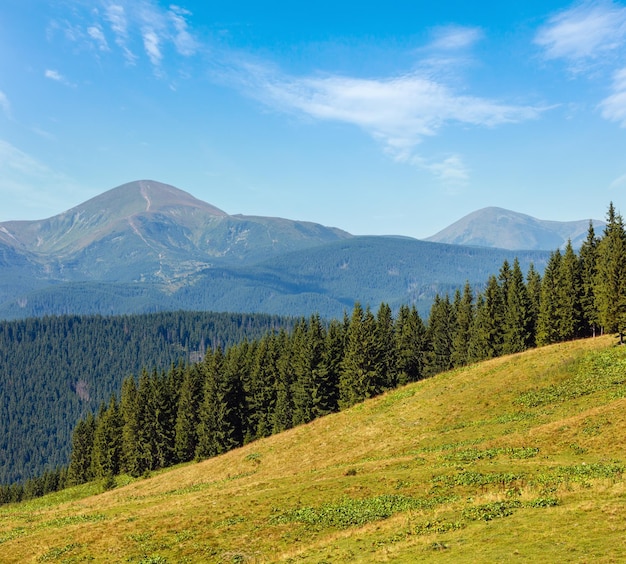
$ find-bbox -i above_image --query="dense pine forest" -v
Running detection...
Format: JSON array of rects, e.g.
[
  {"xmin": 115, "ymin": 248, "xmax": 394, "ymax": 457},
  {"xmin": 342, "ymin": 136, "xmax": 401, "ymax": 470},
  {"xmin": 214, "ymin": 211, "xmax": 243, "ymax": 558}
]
[
  {"xmin": 0, "ymin": 311, "xmax": 295, "ymax": 486},
  {"xmin": 2, "ymin": 204, "xmax": 626, "ymax": 505}
]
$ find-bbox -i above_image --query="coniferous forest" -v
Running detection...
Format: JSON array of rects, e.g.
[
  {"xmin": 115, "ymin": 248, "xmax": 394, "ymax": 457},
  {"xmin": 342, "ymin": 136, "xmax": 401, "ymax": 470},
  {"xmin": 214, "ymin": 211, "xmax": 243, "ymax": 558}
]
[
  {"xmin": 0, "ymin": 311, "xmax": 295, "ymax": 486},
  {"xmin": 2, "ymin": 204, "xmax": 626, "ymax": 505}
]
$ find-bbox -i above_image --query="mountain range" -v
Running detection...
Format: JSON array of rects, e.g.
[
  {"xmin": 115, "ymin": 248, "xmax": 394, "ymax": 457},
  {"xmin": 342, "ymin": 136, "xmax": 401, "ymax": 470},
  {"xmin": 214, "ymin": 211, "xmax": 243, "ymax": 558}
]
[{"xmin": 0, "ymin": 180, "xmax": 601, "ymax": 319}]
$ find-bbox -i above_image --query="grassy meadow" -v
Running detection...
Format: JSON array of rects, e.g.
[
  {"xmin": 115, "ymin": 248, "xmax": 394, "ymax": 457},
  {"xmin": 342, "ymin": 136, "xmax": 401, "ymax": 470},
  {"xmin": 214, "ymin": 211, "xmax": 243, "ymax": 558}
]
[{"xmin": 1, "ymin": 335, "xmax": 625, "ymax": 562}]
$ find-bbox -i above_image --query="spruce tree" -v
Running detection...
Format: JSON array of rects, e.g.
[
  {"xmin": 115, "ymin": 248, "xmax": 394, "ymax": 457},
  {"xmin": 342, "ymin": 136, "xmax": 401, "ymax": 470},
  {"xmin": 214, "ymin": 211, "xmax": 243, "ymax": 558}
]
[
  {"xmin": 120, "ymin": 376, "xmax": 141, "ymax": 476},
  {"xmin": 451, "ymin": 283, "xmax": 474, "ymax": 368},
  {"xmin": 503, "ymin": 258, "xmax": 534, "ymax": 354},
  {"xmin": 595, "ymin": 203, "xmax": 626, "ymax": 340},
  {"xmin": 468, "ymin": 275, "xmax": 504, "ymax": 361},
  {"xmin": 315, "ymin": 318, "xmax": 343, "ymax": 414},
  {"xmin": 67, "ymin": 412, "xmax": 96, "ymax": 485},
  {"xmin": 426, "ymin": 294, "xmax": 455, "ymax": 376},
  {"xmin": 91, "ymin": 396, "xmax": 122, "ymax": 478},
  {"xmin": 579, "ymin": 221, "xmax": 599, "ymax": 337},
  {"xmin": 273, "ymin": 329, "xmax": 295, "ymax": 432},
  {"xmin": 525, "ymin": 263, "xmax": 542, "ymax": 346},
  {"xmin": 374, "ymin": 303, "xmax": 396, "ymax": 390},
  {"xmin": 536, "ymin": 250, "xmax": 563, "ymax": 346},
  {"xmin": 339, "ymin": 303, "xmax": 379, "ymax": 408},
  {"xmin": 557, "ymin": 240, "xmax": 583, "ymax": 341},
  {"xmin": 174, "ymin": 364, "xmax": 203, "ymax": 463},
  {"xmin": 394, "ymin": 304, "xmax": 428, "ymax": 384}
]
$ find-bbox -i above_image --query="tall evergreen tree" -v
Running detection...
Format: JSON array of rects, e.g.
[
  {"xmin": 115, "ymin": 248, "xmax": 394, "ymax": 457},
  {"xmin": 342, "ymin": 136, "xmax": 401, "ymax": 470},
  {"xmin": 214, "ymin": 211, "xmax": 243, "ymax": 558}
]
[
  {"xmin": 557, "ymin": 240, "xmax": 583, "ymax": 341},
  {"xmin": 90, "ymin": 396, "xmax": 122, "ymax": 478},
  {"xmin": 579, "ymin": 221, "xmax": 599, "ymax": 337},
  {"xmin": 468, "ymin": 275, "xmax": 504, "ymax": 362},
  {"xmin": 196, "ymin": 347, "xmax": 241, "ymax": 458},
  {"xmin": 451, "ymin": 283, "xmax": 474, "ymax": 368},
  {"xmin": 245, "ymin": 333, "xmax": 279, "ymax": 441},
  {"xmin": 67, "ymin": 412, "xmax": 96, "ymax": 485},
  {"xmin": 174, "ymin": 364, "xmax": 203, "ymax": 463},
  {"xmin": 273, "ymin": 330, "xmax": 295, "ymax": 432},
  {"xmin": 339, "ymin": 303, "xmax": 379, "ymax": 408},
  {"xmin": 394, "ymin": 304, "xmax": 428, "ymax": 384},
  {"xmin": 120, "ymin": 376, "xmax": 141, "ymax": 476},
  {"xmin": 536, "ymin": 250, "xmax": 563, "ymax": 346},
  {"xmin": 595, "ymin": 203, "xmax": 626, "ymax": 340},
  {"xmin": 503, "ymin": 258, "xmax": 534, "ymax": 354},
  {"xmin": 374, "ymin": 303, "xmax": 396, "ymax": 390},
  {"xmin": 425, "ymin": 294, "xmax": 455, "ymax": 376},
  {"xmin": 315, "ymin": 318, "xmax": 343, "ymax": 414},
  {"xmin": 525, "ymin": 263, "xmax": 542, "ymax": 346}
]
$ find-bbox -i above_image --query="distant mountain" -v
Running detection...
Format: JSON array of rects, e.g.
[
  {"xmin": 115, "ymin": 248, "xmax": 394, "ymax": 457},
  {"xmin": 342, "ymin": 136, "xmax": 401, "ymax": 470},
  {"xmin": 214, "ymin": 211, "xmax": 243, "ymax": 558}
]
[
  {"xmin": 0, "ymin": 180, "xmax": 351, "ymax": 283},
  {"xmin": 425, "ymin": 207, "xmax": 604, "ymax": 251},
  {"xmin": 0, "ymin": 182, "xmax": 554, "ymax": 320}
]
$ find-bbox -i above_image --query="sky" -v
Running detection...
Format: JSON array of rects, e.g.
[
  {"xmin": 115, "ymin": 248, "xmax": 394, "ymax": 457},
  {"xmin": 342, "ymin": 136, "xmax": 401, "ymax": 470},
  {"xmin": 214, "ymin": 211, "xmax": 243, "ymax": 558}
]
[{"xmin": 2, "ymin": 0, "xmax": 626, "ymax": 238}]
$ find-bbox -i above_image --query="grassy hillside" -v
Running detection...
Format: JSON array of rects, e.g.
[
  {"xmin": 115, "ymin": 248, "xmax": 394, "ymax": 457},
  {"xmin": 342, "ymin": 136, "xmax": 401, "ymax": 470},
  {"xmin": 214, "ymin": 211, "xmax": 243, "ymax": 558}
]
[{"xmin": 1, "ymin": 336, "xmax": 625, "ymax": 562}]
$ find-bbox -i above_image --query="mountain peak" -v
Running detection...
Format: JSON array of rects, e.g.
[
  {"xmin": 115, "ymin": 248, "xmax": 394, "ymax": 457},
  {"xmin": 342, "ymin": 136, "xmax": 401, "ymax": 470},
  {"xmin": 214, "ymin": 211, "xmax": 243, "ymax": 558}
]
[
  {"xmin": 425, "ymin": 207, "xmax": 603, "ymax": 251},
  {"xmin": 78, "ymin": 180, "xmax": 228, "ymax": 218}
]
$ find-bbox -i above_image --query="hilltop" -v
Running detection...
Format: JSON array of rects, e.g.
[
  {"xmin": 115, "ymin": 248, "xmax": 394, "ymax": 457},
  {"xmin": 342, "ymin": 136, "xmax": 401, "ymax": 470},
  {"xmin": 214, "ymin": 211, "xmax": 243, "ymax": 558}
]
[
  {"xmin": 2, "ymin": 335, "xmax": 625, "ymax": 562},
  {"xmin": 426, "ymin": 206, "xmax": 604, "ymax": 250}
]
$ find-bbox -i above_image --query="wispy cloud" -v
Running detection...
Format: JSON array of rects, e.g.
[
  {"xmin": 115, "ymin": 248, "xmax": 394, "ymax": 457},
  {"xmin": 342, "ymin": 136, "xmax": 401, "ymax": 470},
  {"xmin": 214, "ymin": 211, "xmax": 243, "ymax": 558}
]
[
  {"xmin": 429, "ymin": 25, "xmax": 484, "ymax": 51},
  {"xmin": 535, "ymin": 1, "xmax": 626, "ymax": 70},
  {"xmin": 600, "ymin": 66, "xmax": 626, "ymax": 125},
  {"xmin": 535, "ymin": 2, "xmax": 626, "ymax": 127},
  {"xmin": 44, "ymin": 69, "xmax": 64, "ymax": 82},
  {"xmin": 169, "ymin": 5, "xmax": 198, "ymax": 56},
  {"xmin": 104, "ymin": 3, "xmax": 136, "ymax": 64},
  {"xmin": 141, "ymin": 28, "xmax": 162, "ymax": 67},
  {"xmin": 44, "ymin": 69, "xmax": 74, "ymax": 87},
  {"xmin": 0, "ymin": 140, "xmax": 80, "ymax": 219},
  {"xmin": 96, "ymin": 1, "xmax": 198, "ymax": 72},
  {"xmin": 230, "ymin": 62, "xmax": 543, "ymax": 178},
  {"xmin": 87, "ymin": 25, "xmax": 109, "ymax": 51},
  {"xmin": 0, "ymin": 91, "xmax": 10, "ymax": 118},
  {"xmin": 609, "ymin": 171, "xmax": 626, "ymax": 189},
  {"xmin": 411, "ymin": 154, "xmax": 470, "ymax": 186}
]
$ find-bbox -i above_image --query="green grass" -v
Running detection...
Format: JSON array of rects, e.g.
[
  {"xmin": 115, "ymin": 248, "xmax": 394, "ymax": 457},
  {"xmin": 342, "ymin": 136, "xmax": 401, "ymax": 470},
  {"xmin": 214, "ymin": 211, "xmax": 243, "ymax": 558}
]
[{"xmin": 1, "ymin": 336, "xmax": 626, "ymax": 562}]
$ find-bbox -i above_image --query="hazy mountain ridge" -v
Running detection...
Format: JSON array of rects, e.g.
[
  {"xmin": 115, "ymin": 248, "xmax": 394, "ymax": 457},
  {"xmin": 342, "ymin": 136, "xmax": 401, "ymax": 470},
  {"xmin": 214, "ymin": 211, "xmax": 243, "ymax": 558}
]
[
  {"xmin": 0, "ymin": 181, "xmax": 594, "ymax": 319},
  {"xmin": 426, "ymin": 206, "xmax": 604, "ymax": 250}
]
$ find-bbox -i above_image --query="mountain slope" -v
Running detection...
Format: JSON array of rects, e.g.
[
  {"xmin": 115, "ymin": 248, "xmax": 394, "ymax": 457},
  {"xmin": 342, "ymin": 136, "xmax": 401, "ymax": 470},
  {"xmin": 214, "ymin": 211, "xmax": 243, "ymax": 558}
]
[
  {"xmin": 426, "ymin": 206, "xmax": 604, "ymax": 250},
  {"xmin": 1, "ymin": 336, "xmax": 624, "ymax": 562},
  {"xmin": 0, "ymin": 237, "xmax": 550, "ymax": 320},
  {"xmin": 0, "ymin": 180, "xmax": 351, "ymax": 283}
]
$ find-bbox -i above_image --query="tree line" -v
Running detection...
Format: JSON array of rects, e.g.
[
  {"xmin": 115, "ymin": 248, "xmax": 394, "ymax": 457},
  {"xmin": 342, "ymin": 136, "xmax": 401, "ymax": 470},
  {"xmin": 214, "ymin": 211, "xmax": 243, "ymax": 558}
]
[{"xmin": 2, "ymin": 204, "xmax": 625, "ymax": 505}]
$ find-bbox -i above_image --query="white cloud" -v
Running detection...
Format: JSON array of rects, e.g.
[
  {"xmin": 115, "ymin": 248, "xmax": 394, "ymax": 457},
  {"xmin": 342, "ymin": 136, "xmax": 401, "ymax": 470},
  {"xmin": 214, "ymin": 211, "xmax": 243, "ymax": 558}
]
[
  {"xmin": 600, "ymin": 67, "xmax": 626, "ymax": 124},
  {"xmin": 104, "ymin": 3, "xmax": 136, "ymax": 64},
  {"xmin": 235, "ymin": 63, "xmax": 543, "ymax": 171},
  {"xmin": 169, "ymin": 5, "xmax": 198, "ymax": 56},
  {"xmin": 0, "ymin": 91, "xmax": 10, "ymax": 118},
  {"xmin": 412, "ymin": 154, "xmax": 470, "ymax": 185},
  {"xmin": 535, "ymin": 1, "xmax": 626, "ymax": 69},
  {"xmin": 45, "ymin": 69, "xmax": 63, "ymax": 82},
  {"xmin": 142, "ymin": 28, "xmax": 162, "ymax": 67},
  {"xmin": 44, "ymin": 69, "xmax": 76, "ymax": 87},
  {"xmin": 87, "ymin": 25, "xmax": 109, "ymax": 51}
]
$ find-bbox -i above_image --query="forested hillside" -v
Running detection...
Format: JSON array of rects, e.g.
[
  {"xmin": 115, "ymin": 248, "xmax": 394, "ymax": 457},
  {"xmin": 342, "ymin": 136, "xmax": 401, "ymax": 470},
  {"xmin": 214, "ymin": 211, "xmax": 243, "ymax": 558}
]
[
  {"xmin": 4, "ymin": 203, "xmax": 626, "ymax": 501},
  {"xmin": 49, "ymin": 207, "xmax": 624, "ymax": 496},
  {"xmin": 0, "ymin": 311, "xmax": 294, "ymax": 485}
]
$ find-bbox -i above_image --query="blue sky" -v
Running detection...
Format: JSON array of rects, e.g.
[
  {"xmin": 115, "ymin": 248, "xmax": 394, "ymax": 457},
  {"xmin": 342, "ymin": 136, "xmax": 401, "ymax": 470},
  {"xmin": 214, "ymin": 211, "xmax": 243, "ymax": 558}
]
[{"xmin": 1, "ymin": 0, "xmax": 626, "ymax": 238}]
